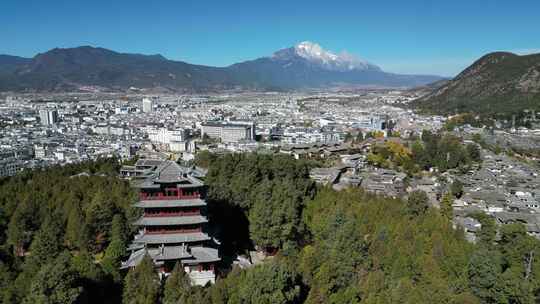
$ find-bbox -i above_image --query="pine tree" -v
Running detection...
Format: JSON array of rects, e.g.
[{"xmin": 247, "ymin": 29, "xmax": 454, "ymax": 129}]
[
  {"xmin": 85, "ymin": 190, "xmax": 115, "ymax": 251},
  {"xmin": 451, "ymin": 180, "xmax": 464, "ymax": 198},
  {"xmin": 466, "ymin": 143, "xmax": 481, "ymax": 162},
  {"xmin": 111, "ymin": 214, "xmax": 128, "ymax": 244},
  {"xmin": 102, "ymin": 215, "xmax": 127, "ymax": 282},
  {"xmin": 72, "ymin": 250, "xmax": 104, "ymax": 282},
  {"xmin": 7, "ymin": 198, "xmax": 40, "ymax": 255},
  {"xmin": 440, "ymin": 192, "xmax": 454, "ymax": 220},
  {"xmin": 237, "ymin": 260, "xmax": 301, "ymax": 304},
  {"xmin": 248, "ymin": 180, "xmax": 304, "ymax": 250},
  {"xmin": 24, "ymin": 216, "xmax": 64, "ymax": 275},
  {"xmin": 494, "ymin": 268, "xmax": 534, "ymax": 304},
  {"xmin": 23, "ymin": 251, "xmax": 82, "ymax": 304},
  {"xmin": 71, "ymin": 250, "xmax": 109, "ymax": 304},
  {"xmin": 122, "ymin": 255, "xmax": 160, "ymax": 304},
  {"xmin": 0, "ymin": 261, "xmax": 16, "ymax": 304},
  {"xmin": 407, "ymin": 190, "xmax": 429, "ymax": 217},
  {"xmin": 66, "ymin": 206, "xmax": 85, "ymax": 249},
  {"xmin": 468, "ymin": 248, "xmax": 502, "ymax": 303},
  {"xmin": 472, "ymin": 213, "xmax": 497, "ymax": 247},
  {"xmin": 411, "ymin": 140, "xmax": 428, "ymax": 170},
  {"xmin": 163, "ymin": 263, "xmax": 191, "ymax": 304},
  {"xmin": 11, "ymin": 216, "xmax": 65, "ymax": 300},
  {"xmin": 102, "ymin": 238, "xmax": 125, "ymax": 282}
]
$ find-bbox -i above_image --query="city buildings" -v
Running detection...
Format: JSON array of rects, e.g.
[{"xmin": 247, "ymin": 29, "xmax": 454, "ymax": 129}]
[
  {"xmin": 0, "ymin": 91, "xmax": 464, "ymax": 172},
  {"xmin": 3, "ymin": 91, "xmax": 540, "ymax": 246},
  {"xmin": 39, "ymin": 109, "xmax": 59, "ymax": 125},
  {"xmin": 352, "ymin": 115, "xmax": 388, "ymax": 131},
  {"xmin": 121, "ymin": 160, "xmax": 220, "ymax": 285},
  {"xmin": 0, "ymin": 158, "xmax": 22, "ymax": 177},
  {"xmin": 200, "ymin": 121, "xmax": 255, "ymax": 143},
  {"xmin": 148, "ymin": 128, "xmax": 186, "ymax": 145}
]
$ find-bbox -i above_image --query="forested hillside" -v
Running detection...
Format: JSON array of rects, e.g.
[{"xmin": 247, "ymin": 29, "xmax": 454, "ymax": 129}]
[
  {"xmin": 1, "ymin": 155, "xmax": 540, "ymax": 304},
  {"xmin": 191, "ymin": 153, "xmax": 540, "ymax": 304},
  {"xmin": 412, "ymin": 52, "xmax": 540, "ymax": 118},
  {"xmin": 0, "ymin": 159, "xmax": 137, "ymax": 303}
]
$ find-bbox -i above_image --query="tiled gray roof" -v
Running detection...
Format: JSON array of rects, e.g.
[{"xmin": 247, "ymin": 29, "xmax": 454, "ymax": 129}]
[
  {"xmin": 132, "ymin": 232, "xmax": 211, "ymax": 244},
  {"xmin": 121, "ymin": 245, "xmax": 192, "ymax": 268},
  {"xmin": 121, "ymin": 248, "xmax": 147, "ymax": 269},
  {"xmin": 132, "ymin": 160, "xmax": 205, "ymax": 187},
  {"xmin": 155, "ymin": 161, "xmax": 186, "ymax": 182},
  {"xmin": 121, "ymin": 245, "xmax": 220, "ymax": 268},
  {"xmin": 148, "ymin": 245, "xmax": 192, "ymax": 261},
  {"xmin": 135, "ymin": 159, "xmax": 165, "ymax": 168},
  {"xmin": 182, "ymin": 247, "xmax": 220, "ymax": 264}
]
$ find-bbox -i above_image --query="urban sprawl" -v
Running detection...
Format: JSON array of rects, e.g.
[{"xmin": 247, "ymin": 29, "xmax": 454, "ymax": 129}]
[{"xmin": 1, "ymin": 91, "xmax": 540, "ymax": 284}]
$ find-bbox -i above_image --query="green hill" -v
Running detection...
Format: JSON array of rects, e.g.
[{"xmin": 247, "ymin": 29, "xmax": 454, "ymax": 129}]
[{"xmin": 413, "ymin": 52, "xmax": 540, "ymax": 117}]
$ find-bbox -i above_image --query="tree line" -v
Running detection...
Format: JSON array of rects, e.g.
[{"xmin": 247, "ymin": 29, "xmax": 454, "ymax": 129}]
[
  {"xmin": 123, "ymin": 182, "xmax": 540, "ymax": 304},
  {"xmin": 2, "ymin": 154, "xmax": 540, "ymax": 303}
]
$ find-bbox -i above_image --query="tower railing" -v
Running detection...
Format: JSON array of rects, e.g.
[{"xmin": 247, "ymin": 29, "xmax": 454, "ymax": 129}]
[{"xmin": 139, "ymin": 192, "xmax": 200, "ymax": 200}]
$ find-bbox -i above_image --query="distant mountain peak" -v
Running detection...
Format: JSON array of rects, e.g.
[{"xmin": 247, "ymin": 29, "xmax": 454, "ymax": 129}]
[
  {"xmin": 0, "ymin": 44, "xmax": 444, "ymax": 92},
  {"xmin": 271, "ymin": 41, "xmax": 381, "ymax": 72},
  {"xmin": 295, "ymin": 41, "xmax": 338, "ymax": 61}
]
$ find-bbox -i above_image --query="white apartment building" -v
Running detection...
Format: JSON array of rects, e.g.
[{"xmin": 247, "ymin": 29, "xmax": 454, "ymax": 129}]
[
  {"xmin": 39, "ymin": 109, "xmax": 59, "ymax": 125},
  {"xmin": 147, "ymin": 128, "xmax": 186, "ymax": 144},
  {"xmin": 34, "ymin": 145, "xmax": 47, "ymax": 159},
  {"xmin": 200, "ymin": 121, "xmax": 255, "ymax": 143},
  {"xmin": 142, "ymin": 98, "xmax": 154, "ymax": 113}
]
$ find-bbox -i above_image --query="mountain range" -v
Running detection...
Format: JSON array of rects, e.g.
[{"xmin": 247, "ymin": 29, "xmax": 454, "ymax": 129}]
[
  {"xmin": 412, "ymin": 51, "xmax": 540, "ymax": 116},
  {"xmin": 0, "ymin": 42, "xmax": 443, "ymax": 92}
]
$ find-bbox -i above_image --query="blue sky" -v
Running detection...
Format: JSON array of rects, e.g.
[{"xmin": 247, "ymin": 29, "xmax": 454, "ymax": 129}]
[{"xmin": 1, "ymin": 0, "xmax": 539, "ymax": 76}]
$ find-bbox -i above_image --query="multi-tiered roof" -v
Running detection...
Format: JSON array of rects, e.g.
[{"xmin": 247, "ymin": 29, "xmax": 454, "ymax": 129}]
[{"xmin": 121, "ymin": 160, "xmax": 219, "ymax": 285}]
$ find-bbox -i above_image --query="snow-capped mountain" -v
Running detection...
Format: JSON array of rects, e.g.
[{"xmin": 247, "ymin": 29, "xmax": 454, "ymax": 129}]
[
  {"xmin": 226, "ymin": 41, "xmax": 442, "ymax": 88},
  {"xmin": 0, "ymin": 43, "xmax": 445, "ymax": 92},
  {"xmin": 272, "ymin": 41, "xmax": 381, "ymax": 72}
]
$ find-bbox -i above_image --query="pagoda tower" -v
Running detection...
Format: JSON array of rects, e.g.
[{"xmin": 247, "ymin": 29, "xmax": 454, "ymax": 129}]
[{"xmin": 121, "ymin": 160, "xmax": 219, "ymax": 286}]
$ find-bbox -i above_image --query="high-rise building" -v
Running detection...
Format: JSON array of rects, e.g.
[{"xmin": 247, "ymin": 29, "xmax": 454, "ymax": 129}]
[
  {"xmin": 142, "ymin": 98, "xmax": 154, "ymax": 113},
  {"xmin": 121, "ymin": 160, "xmax": 220, "ymax": 286},
  {"xmin": 39, "ymin": 109, "xmax": 58, "ymax": 125}
]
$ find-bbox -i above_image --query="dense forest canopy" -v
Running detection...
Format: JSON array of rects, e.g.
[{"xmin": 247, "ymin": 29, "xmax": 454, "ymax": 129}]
[
  {"xmin": 0, "ymin": 158, "xmax": 136, "ymax": 303},
  {"xmin": 1, "ymin": 154, "xmax": 540, "ymax": 303},
  {"xmin": 199, "ymin": 152, "xmax": 318, "ymax": 253}
]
